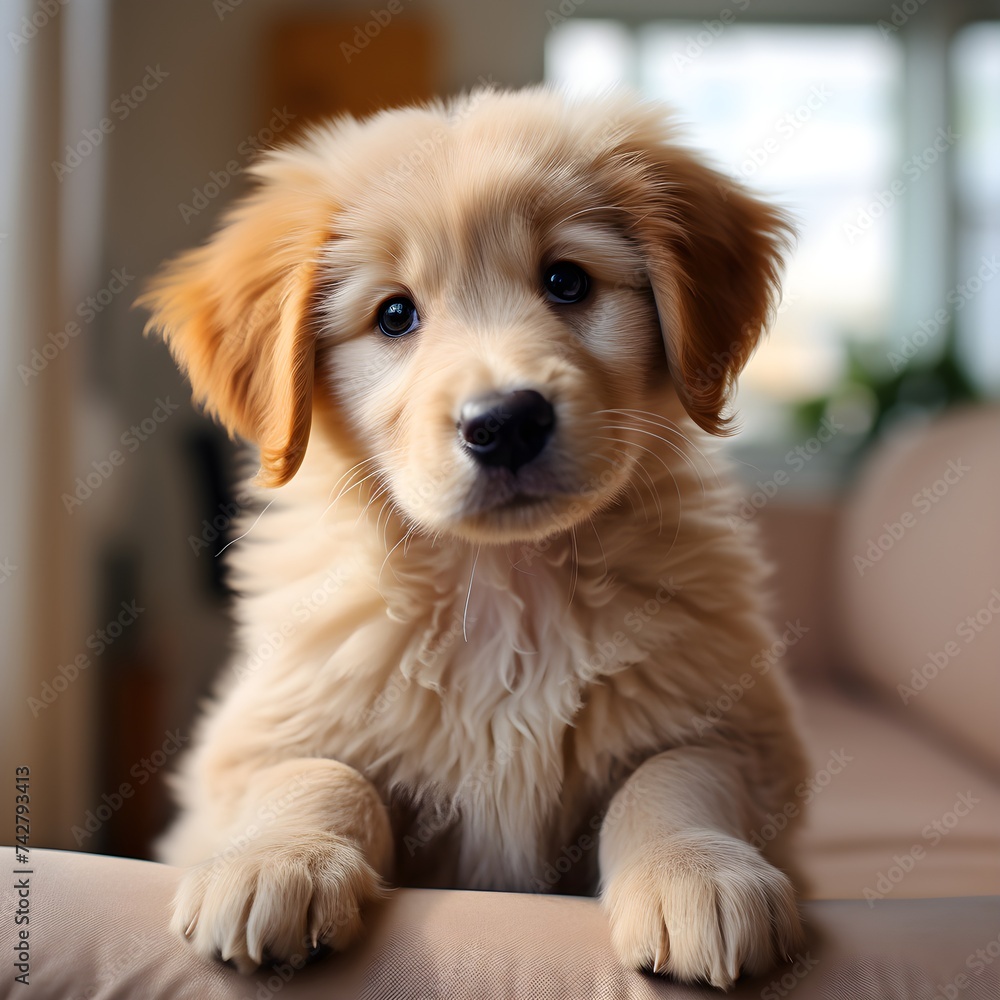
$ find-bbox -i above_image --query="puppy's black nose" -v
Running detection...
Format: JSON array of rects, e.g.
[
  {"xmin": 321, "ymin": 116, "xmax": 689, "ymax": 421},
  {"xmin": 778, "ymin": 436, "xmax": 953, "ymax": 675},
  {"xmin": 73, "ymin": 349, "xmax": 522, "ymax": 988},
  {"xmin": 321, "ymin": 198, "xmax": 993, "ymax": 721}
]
[{"xmin": 458, "ymin": 390, "xmax": 555, "ymax": 472}]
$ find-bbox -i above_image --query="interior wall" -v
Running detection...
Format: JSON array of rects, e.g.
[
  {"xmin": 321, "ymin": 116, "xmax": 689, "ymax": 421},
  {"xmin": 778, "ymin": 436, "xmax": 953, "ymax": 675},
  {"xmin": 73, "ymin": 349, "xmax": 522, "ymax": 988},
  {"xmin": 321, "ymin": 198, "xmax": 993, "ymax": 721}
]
[{"xmin": 0, "ymin": 0, "xmax": 63, "ymax": 847}]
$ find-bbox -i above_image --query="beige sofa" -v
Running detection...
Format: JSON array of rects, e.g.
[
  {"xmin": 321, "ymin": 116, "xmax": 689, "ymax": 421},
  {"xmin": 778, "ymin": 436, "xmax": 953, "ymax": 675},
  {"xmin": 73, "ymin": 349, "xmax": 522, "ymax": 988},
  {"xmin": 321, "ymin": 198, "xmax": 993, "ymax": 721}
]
[{"xmin": 4, "ymin": 406, "xmax": 999, "ymax": 999}]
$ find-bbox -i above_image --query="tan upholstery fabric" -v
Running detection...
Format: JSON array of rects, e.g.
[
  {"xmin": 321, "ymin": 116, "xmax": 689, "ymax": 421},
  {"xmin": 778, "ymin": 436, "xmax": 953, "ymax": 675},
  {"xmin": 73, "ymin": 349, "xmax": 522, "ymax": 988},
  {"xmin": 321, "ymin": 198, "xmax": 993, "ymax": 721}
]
[
  {"xmin": 3, "ymin": 847, "xmax": 999, "ymax": 999},
  {"xmin": 755, "ymin": 500, "xmax": 848, "ymax": 682},
  {"xmin": 837, "ymin": 405, "xmax": 1000, "ymax": 772},
  {"xmin": 796, "ymin": 682, "xmax": 1000, "ymax": 900}
]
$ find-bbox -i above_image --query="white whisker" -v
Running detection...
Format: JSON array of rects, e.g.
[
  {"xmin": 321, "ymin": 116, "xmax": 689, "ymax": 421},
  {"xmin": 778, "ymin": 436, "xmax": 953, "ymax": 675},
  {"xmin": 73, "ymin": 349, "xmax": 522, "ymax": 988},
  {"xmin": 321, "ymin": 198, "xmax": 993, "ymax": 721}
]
[
  {"xmin": 376, "ymin": 518, "xmax": 413, "ymax": 595},
  {"xmin": 463, "ymin": 544, "xmax": 481, "ymax": 642},
  {"xmin": 568, "ymin": 526, "xmax": 580, "ymax": 606},
  {"xmin": 601, "ymin": 408, "xmax": 724, "ymax": 488},
  {"xmin": 599, "ymin": 422, "xmax": 708, "ymax": 501},
  {"xmin": 320, "ymin": 465, "xmax": 385, "ymax": 522},
  {"xmin": 215, "ymin": 498, "xmax": 276, "ymax": 557},
  {"xmin": 586, "ymin": 514, "xmax": 608, "ymax": 578}
]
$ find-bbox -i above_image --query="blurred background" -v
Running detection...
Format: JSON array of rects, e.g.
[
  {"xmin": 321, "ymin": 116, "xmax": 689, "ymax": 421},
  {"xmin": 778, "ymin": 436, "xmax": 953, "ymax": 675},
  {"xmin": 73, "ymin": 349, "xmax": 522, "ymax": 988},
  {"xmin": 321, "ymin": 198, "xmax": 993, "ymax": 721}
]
[{"xmin": 1, "ymin": 0, "xmax": 997, "ymax": 861}]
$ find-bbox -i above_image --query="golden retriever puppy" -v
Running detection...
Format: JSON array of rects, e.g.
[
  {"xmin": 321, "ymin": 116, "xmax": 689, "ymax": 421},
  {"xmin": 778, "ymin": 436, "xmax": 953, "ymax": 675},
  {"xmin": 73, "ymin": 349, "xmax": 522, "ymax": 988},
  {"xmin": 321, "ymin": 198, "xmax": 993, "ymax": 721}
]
[{"xmin": 141, "ymin": 86, "xmax": 808, "ymax": 989}]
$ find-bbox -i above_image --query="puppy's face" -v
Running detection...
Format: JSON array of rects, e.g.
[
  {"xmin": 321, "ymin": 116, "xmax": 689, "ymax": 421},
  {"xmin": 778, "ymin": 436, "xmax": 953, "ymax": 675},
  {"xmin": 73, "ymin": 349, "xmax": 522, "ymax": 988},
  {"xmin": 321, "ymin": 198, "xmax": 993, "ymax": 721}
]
[
  {"xmin": 141, "ymin": 90, "xmax": 790, "ymax": 544},
  {"xmin": 320, "ymin": 140, "xmax": 665, "ymax": 543}
]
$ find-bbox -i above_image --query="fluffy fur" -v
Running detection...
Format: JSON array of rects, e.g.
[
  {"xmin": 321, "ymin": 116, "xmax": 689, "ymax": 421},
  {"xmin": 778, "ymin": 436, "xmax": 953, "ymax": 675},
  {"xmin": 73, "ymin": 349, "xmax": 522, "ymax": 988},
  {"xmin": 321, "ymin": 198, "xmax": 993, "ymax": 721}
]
[{"xmin": 140, "ymin": 86, "xmax": 808, "ymax": 989}]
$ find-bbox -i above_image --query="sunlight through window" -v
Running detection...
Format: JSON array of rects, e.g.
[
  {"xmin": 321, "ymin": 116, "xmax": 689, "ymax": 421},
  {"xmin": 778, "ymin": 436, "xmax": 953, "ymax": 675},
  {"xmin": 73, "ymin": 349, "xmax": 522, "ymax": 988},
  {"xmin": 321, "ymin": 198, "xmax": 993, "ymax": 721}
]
[{"xmin": 546, "ymin": 21, "xmax": 904, "ymax": 440}]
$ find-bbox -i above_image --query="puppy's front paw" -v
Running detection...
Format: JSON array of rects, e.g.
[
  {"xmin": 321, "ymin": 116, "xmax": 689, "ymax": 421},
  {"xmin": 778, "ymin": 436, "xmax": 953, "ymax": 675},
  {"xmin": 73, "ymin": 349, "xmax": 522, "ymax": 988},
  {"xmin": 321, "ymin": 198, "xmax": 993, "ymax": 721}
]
[
  {"xmin": 171, "ymin": 832, "xmax": 386, "ymax": 974},
  {"xmin": 603, "ymin": 831, "xmax": 802, "ymax": 990}
]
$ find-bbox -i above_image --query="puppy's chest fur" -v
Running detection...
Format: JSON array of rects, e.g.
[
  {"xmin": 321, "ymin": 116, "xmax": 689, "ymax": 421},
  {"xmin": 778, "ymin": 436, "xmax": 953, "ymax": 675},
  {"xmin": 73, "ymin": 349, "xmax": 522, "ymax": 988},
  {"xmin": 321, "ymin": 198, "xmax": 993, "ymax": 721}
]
[
  {"xmin": 339, "ymin": 545, "xmax": 645, "ymax": 890},
  {"xmin": 224, "ymin": 459, "xmax": 757, "ymax": 893},
  {"xmin": 231, "ymin": 513, "xmax": 667, "ymax": 891}
]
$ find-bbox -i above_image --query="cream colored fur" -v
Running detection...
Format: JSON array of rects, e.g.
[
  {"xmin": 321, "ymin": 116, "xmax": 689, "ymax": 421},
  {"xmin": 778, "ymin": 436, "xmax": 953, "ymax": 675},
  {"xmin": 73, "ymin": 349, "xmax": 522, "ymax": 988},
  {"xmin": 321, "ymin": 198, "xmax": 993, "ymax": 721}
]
[{"xmin": 142, "ymin": 86, "xmax": 809, "ymax": 989}]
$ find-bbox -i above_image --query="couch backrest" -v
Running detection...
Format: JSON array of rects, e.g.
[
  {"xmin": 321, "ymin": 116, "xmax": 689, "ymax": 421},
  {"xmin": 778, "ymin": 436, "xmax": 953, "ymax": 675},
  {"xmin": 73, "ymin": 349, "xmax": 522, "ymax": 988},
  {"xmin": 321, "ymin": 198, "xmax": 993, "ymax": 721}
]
[
  {"xmin": 835, "ymin": 405, "xmax": 1000, "ymax": 774},
  {"xmin": 756, "ymin": 499, "xmax": 847, "ymax": 683}
]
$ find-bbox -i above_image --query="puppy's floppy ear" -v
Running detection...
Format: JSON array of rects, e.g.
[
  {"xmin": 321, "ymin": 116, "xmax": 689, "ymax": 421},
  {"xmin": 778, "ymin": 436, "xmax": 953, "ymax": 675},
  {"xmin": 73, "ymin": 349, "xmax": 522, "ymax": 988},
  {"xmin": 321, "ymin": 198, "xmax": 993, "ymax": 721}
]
[
  {"xmin": 618, "ymin": 116, "xmax": 793, "ymax": 435},
  {"xmin": 138, "ymin": 153, "xmax": 335, "ymax": 487}
]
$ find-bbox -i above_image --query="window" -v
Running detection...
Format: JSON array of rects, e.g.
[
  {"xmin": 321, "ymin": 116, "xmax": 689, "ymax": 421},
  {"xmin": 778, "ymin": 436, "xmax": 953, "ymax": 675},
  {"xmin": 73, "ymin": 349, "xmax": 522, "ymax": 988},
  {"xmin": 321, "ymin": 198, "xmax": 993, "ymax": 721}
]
[
  {"xmin": 546, "ymin": 20, "xmax": 940, "ymax": 450},
  {"xmin": 952, "ymin": 22, "xmax": 1000, "ymax": 395}
]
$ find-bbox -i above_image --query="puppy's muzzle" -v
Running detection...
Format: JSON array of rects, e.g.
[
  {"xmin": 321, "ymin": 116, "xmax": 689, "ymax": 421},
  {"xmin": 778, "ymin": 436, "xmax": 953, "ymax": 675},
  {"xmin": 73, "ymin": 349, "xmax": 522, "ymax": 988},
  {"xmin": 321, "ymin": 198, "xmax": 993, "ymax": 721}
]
[{"xmin": 458, "ymin": 390, "xmax": 555, "ymax": 473}]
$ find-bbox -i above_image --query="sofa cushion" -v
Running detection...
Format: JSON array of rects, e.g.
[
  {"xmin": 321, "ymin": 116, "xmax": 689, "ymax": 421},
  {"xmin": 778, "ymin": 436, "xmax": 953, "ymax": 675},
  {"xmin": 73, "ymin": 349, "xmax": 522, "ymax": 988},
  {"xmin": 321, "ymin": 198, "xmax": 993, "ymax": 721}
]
[
  {"xmin": 836, "ymin": 405, "xmax": 1000, "ymax": 773},
  {"xmin": 2, "ymin": 847, "xmax": 999, "ymax": 1000},
  {"xmin": 795, "ymin": 682, "xmax": 1000, "ymax": 901}
]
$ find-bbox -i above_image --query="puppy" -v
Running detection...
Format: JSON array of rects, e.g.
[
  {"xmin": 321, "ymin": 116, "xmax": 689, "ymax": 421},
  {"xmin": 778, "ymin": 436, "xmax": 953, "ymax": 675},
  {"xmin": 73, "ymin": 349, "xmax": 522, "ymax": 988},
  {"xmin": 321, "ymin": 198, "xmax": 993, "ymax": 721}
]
[{"xmin": 141, "ymin": 86, "xmax": 808, "ymax": 989}]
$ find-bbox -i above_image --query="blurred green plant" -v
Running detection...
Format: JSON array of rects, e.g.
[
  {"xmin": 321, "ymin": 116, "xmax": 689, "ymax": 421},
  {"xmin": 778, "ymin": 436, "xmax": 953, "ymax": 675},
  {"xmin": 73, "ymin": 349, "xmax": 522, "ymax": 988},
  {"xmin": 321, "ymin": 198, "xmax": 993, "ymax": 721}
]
[{"xmin": 792, "ymin": 327, "xmax": 982, "ymax": 466}]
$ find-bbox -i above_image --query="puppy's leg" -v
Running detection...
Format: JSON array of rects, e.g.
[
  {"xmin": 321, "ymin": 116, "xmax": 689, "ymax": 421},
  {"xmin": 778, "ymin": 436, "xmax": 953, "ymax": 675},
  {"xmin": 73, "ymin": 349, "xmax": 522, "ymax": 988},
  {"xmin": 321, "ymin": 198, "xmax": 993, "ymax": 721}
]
[
  {"xmin": 172, "ymin": 758, "xmax": 393, "ymax": 973},
  {"xmin": 599, "ymin": 746, "xmax": 802, "ymax": 990}
]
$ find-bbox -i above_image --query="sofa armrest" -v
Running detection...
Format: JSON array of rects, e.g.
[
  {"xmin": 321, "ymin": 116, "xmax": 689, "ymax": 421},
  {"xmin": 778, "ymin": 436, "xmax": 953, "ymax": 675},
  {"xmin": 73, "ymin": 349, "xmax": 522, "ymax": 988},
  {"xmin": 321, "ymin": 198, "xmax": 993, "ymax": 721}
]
[{"xmin": 2, "ymin": 848, "xmax": 998, "ymax": 999}]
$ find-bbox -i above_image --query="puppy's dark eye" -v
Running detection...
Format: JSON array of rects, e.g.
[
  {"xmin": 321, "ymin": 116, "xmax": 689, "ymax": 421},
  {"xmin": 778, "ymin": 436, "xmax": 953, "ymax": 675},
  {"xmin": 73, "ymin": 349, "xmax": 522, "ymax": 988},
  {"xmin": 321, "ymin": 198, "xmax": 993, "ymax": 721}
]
[
  {"xmin": 377, "ymin": 296, "xmax": 419, "ymax": 337},
  {"xmin": 543, "ymin": 261, "xmax": 590, "ymax": 304}
]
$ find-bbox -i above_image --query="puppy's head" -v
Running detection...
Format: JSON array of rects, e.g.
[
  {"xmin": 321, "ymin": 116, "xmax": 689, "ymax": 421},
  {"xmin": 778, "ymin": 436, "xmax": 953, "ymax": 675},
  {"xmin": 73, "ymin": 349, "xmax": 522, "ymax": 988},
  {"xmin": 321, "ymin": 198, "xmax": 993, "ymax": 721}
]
[{"xmin": 141, "ymin": 88, "xmax": 791, "ymax": 544}]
